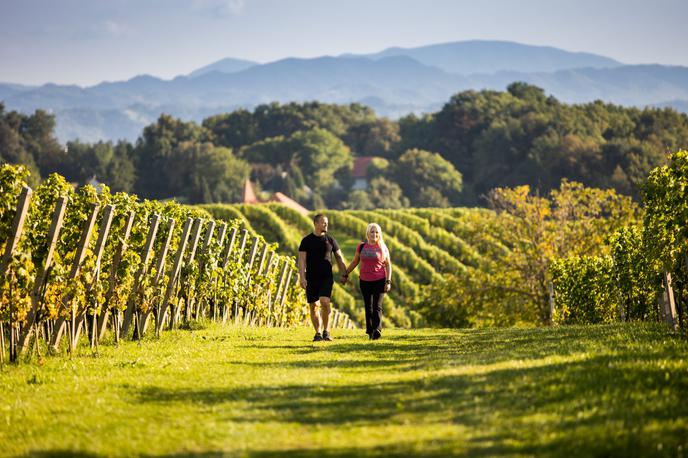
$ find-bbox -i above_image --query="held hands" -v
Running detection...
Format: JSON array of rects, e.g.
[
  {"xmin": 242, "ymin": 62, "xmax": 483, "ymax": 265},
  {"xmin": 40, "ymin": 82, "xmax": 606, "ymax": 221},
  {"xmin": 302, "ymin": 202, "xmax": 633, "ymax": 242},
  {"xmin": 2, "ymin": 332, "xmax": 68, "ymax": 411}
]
[{"xmin": 339, "ymin": 274, "xmax": 349, "ymax": 285}]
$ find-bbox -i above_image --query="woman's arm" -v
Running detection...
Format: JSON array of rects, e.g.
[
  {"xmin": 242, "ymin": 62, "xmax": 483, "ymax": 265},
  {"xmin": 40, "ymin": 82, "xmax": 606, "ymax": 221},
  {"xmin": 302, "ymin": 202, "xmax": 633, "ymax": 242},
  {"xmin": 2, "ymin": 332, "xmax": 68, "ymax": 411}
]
[
  {"xmin": 384, "ymin": 254, "xmax": 392, "ymax": 292},
  {"xmin": 341, "ymin": 250, "xmax": 361, "ymax": 283}
]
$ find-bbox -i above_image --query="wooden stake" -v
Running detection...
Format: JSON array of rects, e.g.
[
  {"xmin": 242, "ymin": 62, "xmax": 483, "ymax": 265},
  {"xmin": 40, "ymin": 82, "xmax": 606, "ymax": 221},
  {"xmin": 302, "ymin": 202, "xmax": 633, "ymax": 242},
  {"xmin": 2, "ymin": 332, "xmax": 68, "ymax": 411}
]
[
  {"xmin": 137, "ymin": 218, "xmax": 175, "ymax": 338},
  {"xmin": 120, "ymin": 214, "xmax": 161, "ymax": 337},
  {"xmin": 157, "ymin": 218, "xmax": 193, "ymax": 335},
  {"xmin": 547, "ymin": 281, "xmax": 555, "ymax": 325},
  {"xmin": 221, "ymin": 227, "xmax": 238, "ymax": 269},
  {"xmin": 1, "ymin": 185, "xmax": 32, "ymax": 360},
  {"xmin": 50, "ymin": 202, "xmax": 99, "ymax": 353},
  {"xmin": 176, "ymin": 218, "xmax": 203, "ymax": 325},
  {"xmin": 72, "ymin": 204, "xmax": 115, "ymax": 350},
  {"xmin": 97, "ymin": 210, "xmax": 135, "ymax": 340},
  {"xmin": 663, "ymin": 271, "xmax": 678, "ymax": 330},
  {"xmin": 18, "ymin": 195, "xmax": 67, "ymax": 355},
  {"xmin": 0, "ymin": 186, "xmax": 32, "ymax": 280},
  {"xmin": 0, "ymin": 322, "xmax": 5, "ymax": 364}
]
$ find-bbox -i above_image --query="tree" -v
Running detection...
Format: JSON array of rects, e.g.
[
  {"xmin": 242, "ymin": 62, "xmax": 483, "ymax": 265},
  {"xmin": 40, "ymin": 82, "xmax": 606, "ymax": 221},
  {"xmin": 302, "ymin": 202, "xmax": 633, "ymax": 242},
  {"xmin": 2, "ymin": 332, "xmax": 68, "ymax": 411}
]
[
  {"xmin": 203, "ymin": 109, "xmax": 259, "ymax": 149},
  {"xmin": 343, "ymin": 118, "xmax": 401, "ymax": 157},
  {"xmin": 134, "ymin": 114, "xmax": 211, "ymax": 199},
  {"xmin": 368, "ymin": 177, "xmax": 409, "ymax": 209},
  {"xmin": 186, "ymin": 144, "xmax": 250, "ymax": 203},
  {"xmin": 391, "ymin": 149, "xmax": 463, "ymax": 206},
  {"xmin": 20, "ymin": 109, "xmax": 64, "ymax": 178},
  {"xmin": 290, "ymin": 128, "xmax": 353, "ymax": 193},
  {"xmin": 0, "ymin": 108, "xmax": 41, "ymax": 185},
  {"xmin": 484, "ymin": 181, "xmax": 636, "ymax": 323},
  {"xmin": 240, "ymin": 135, "xmax": 292, "ymax": 164},
  {"xmin": 340, "ymin": 190, "xmax": 374, "ymax": 210}
]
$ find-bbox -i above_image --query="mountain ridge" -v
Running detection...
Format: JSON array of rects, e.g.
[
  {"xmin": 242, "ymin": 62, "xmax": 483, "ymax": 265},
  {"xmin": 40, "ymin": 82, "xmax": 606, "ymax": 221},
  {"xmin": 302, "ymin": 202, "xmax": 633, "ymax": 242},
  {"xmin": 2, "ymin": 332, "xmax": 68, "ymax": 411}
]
[{"xmin": 1, "ymin": 40, "xmax": 686, "ymax": 143}]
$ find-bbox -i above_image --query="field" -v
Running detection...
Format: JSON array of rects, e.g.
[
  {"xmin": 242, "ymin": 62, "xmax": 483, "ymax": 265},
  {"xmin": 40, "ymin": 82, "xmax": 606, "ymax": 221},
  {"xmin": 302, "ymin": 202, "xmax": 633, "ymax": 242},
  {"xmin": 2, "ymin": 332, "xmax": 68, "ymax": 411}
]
[{"xmin": 2, "ymin": 322, "xmax": 687, "ymax": 457}]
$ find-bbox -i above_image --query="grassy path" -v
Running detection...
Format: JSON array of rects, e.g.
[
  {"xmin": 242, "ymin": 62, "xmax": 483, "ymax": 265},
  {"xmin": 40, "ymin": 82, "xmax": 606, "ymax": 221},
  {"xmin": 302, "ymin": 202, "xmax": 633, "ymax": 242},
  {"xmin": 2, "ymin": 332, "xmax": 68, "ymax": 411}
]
[{"xmin": 1, "ymin": 323, "xmax": 687, "ymax": 457}]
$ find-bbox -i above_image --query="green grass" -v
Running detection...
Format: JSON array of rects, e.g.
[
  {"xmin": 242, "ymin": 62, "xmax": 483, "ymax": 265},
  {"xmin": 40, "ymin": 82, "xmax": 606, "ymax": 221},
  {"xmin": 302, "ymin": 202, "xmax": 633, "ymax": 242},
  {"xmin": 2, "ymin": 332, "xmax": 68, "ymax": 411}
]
[{"xmin": 1, "ymin": 323, "xmax": 687, "ymax": 457}]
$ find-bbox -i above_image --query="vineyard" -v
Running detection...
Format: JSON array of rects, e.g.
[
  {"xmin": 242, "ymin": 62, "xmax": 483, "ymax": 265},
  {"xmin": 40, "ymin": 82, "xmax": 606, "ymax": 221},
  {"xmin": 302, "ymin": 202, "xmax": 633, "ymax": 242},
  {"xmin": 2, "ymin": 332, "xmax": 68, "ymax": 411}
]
[
  {"xmin": 200, "ymin": 203, "xmax": 507, "ymax": 328},
  {"xmin": 0, "ymin": 164, "xmax": 355, "ymax": 364},
  {"xmin": 3, "ymin": 151, "xmax": 688, "ymax": 365},
  {"xmin": 201, "ymin": 152, "xmax": 688, "ymax": 335}
]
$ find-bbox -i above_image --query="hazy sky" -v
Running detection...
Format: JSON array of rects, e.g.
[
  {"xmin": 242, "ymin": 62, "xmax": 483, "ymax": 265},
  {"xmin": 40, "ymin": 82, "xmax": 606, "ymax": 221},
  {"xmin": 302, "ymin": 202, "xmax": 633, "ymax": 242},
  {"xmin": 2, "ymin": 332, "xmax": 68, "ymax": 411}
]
[{"xmin": 1, "ymin": 0, "xmax": 687, "ymax": 86}]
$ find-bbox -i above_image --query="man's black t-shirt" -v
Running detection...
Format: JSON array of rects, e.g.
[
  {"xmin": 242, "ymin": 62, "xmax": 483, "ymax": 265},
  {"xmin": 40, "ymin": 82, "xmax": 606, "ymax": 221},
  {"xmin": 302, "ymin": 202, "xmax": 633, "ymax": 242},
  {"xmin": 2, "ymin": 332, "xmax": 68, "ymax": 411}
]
[{"xmin": 299, "ymin": 233, "xmax": 340, "ymax": 280}]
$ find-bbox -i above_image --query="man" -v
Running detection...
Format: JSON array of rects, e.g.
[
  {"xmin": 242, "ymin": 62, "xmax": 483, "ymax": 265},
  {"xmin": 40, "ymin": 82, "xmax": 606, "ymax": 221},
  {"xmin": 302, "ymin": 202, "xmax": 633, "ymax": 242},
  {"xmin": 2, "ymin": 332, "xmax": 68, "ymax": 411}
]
[{"xmin": 298, "ymin": 214, "xmax": 347, "ymax": 341}]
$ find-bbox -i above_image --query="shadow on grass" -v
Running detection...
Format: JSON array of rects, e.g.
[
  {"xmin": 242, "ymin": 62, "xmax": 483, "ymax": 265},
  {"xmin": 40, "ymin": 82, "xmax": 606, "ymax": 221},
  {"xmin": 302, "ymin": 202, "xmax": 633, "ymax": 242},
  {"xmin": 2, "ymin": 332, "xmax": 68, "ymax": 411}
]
[
  {"xmin": 228, "ymin": 324, "xmax": 668, "ymax": 371},
  {"xmin": 128, "ymin": 326, "xmax": 688, "ymax": 456}
]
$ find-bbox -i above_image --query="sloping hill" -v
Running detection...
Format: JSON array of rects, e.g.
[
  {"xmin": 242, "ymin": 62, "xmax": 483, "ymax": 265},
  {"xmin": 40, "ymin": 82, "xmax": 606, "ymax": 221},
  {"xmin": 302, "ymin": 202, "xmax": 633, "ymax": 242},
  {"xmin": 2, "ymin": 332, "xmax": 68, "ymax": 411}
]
[{"xmin": 203, "ymin": 204, "xmax": 506, "ymax": 328}]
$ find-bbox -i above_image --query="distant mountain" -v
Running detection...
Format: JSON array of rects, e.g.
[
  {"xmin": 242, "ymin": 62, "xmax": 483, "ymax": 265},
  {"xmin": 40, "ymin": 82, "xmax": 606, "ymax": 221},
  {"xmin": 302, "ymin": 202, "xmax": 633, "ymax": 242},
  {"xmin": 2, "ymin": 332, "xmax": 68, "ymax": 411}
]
[
  {"xmin": 1, "ymin": 40, "xmax": 687, "ymax": 143},
  {"xmin": 463, "ymin": 64, "xmax": 688, "ymax": 106},
  {"xmin": 187, "ymin": 57, "xmax": 257, "ymax": 78},
  {"xmin": 0, "ymin": 83, "xmax": 36, "ymax": 102},
  {"xmin": 348, "ymin": 40, "xmax": 622, "ymax": 74}
]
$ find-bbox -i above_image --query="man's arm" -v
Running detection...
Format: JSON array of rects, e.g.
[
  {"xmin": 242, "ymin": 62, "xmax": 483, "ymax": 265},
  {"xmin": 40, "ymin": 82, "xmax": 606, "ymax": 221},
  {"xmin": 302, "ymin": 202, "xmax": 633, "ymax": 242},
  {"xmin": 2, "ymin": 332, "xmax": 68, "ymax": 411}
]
[
  {"xmin": 334, "ymin": 249, "xmax": 347, "ymax": 275},
  {"xmin": 298, "ymin": 251, "xmax": 307, "ymax": 289}
]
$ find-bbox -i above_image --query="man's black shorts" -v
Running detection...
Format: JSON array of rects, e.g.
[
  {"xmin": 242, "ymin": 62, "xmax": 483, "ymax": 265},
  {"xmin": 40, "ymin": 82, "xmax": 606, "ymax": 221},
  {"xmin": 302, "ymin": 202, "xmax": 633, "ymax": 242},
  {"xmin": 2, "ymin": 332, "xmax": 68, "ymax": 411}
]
[{"xmin": 306, "ymin": 276, "xmax": 333, "ymax": 303}]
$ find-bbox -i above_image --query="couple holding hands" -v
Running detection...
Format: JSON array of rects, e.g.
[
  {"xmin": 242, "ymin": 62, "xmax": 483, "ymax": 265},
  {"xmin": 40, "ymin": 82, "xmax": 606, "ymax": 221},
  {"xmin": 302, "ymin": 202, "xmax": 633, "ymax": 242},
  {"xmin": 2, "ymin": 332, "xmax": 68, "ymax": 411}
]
[{"xmin": 298, "ymin": 214, "xmax": 392, "ymax": 342}]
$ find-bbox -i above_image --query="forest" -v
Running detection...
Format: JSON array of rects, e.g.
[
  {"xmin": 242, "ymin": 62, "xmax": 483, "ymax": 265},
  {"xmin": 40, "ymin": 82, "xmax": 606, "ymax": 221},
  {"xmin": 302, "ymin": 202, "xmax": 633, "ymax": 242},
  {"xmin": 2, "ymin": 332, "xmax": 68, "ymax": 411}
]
[{"xmin": 3, "ymin": 82, "xmax": 688, "ymax": 209}]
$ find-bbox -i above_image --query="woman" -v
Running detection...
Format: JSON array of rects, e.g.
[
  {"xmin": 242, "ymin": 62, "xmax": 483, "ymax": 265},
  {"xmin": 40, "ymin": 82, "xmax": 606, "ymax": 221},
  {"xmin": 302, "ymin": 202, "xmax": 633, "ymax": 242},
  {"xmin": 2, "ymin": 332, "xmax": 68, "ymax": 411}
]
[{"xmin": 341, "ymin": 223, "xmax": 392, "ymax": 340}]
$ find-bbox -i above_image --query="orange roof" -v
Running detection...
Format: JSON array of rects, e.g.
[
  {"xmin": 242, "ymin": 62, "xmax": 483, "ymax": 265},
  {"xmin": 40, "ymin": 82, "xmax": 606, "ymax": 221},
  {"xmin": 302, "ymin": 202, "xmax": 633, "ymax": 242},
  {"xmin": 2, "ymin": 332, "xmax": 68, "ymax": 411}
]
[
  {"xmin": 242, "ymin": 179, "xmax": 258, "ymax": 204},
  {"xmin": 273, "ymin": 192, "xmax": 310, "ymax": 216},
  {"xmin": 352, "ymin": 156, "xmax": 374, "ymax": 178}
]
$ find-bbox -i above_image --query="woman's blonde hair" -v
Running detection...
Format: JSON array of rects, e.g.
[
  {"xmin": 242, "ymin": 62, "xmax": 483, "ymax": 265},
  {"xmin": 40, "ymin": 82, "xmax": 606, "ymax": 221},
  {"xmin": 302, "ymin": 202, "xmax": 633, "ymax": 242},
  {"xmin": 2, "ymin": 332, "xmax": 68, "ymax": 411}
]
[{"xmin": 366, "ymin": 222, "xmax": 389, "ymax": 260}]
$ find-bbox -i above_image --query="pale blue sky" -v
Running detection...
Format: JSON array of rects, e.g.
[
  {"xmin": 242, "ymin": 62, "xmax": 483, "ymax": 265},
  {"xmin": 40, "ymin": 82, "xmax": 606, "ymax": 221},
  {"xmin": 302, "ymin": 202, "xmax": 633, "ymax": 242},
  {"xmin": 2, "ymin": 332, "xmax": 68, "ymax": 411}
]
[{"xmin": 1, "ymin": 0, "xmax": 687, "ymax": 86}]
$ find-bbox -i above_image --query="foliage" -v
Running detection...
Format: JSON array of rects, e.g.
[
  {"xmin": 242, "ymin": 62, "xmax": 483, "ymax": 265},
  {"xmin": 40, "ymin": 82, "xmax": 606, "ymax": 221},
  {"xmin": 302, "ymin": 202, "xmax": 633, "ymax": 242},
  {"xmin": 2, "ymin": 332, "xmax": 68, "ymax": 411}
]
[
  {"xmin": 643, "ymin": 150, "xmax": 688, "ymax": 271},
  {"xmin": 609, "ymin": 225, "xmax": 659, "ymax": 321},
  {"xmin": 0, "ymin": 164, "xmax": 352, "ymax": 358},
  {"xmin": 390, "ymin": 148, "xmax": 463, "ymax": 207},
  {"xmin": 550, "ymin": 255, "xmax": 618, "ymax": 324}
]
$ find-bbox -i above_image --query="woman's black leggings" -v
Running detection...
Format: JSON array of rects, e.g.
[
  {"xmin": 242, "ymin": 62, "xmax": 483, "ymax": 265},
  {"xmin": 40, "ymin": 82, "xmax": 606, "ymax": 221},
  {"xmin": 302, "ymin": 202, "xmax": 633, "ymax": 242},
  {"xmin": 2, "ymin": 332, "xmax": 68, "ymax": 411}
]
[{"xmin": 359, "ymin": 278, "xmax": 385, "ymax": 334}]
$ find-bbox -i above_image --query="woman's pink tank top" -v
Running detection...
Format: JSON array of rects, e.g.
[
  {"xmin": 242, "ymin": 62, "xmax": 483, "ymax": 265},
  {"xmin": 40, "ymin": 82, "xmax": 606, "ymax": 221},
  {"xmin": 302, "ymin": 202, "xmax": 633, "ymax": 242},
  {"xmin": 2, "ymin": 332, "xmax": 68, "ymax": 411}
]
[{"xmin": 358, "ymin": 242, "xmax": 387, "ymax": 281}]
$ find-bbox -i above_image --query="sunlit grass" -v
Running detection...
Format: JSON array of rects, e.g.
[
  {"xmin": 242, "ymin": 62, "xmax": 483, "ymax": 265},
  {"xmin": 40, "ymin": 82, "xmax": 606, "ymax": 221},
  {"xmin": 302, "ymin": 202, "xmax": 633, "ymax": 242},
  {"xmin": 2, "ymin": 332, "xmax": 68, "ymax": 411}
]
[{"xmin": 1, "ymin": 323, "xmax": 687, "ymax": 457}]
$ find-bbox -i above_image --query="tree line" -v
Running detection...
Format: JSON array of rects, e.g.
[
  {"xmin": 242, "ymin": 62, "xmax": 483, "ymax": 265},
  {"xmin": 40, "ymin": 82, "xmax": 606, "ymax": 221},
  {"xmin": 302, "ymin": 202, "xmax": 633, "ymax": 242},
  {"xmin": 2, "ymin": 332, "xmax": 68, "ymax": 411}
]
[{"xmin": 2, "ymin": 82, "xmax": 688, "ymax": 207}]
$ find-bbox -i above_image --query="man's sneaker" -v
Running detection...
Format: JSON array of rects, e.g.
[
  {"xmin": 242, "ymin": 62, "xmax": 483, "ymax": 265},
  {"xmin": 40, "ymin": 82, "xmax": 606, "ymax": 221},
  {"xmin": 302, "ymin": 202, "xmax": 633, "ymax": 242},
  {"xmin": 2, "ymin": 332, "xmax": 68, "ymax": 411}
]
[
  {"xmin": 322, "ymin": 331, "xmax": 333, "ymax": 341},
  {"xmin": 313, "ymin": 333, "xmax": 323, "ymax": 342},
  {"xmin": 371, "ymin": 329, "xmax": 381, "ymax": 340}
]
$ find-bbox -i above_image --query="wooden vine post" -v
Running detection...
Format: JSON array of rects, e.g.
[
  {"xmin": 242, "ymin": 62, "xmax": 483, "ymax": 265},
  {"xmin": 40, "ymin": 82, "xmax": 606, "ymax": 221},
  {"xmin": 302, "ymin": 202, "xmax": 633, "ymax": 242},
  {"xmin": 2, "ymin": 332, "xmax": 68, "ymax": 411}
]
[
  {"xmin": 156, "ymin": 217, "xmax": 193, "ymax": 335},
  {"xmin": 120, "ymin": 214, "xmax": 160, "ymax": 338},
  {"xmin": 50, "ymin": 202, "xmax": 99, "ymax": 353},
  {"xmin": 96, "ymin": 210, "xmax": 135, "ymax": 340},
  {"xmin": 194, "ymin": 220, "xmax": 216, "ymax": 319},
  {"xmin": 18, "ymin": 195, "xmax": 67, "ymax": 355},
  {"xmin": 280, "ymin": 269, "xmax": 294, "ymax": 327},
  {"xmin": 232, "ymin": 229, "xmax": 249, "ymax": 323},
  {"xmin": 1, "ymin": 186, "xmax": 32, "ymax": 362},
  {"xmin": 136, "ymin": 217, "xmax": 175, "ymax": 338},
  {"xmin": 219, "ymin": 227, "xmax": 238, "ymax": 322},
  {"xmin": 547, "ymin": 281, "xmax": 555, "ymax": 325},
  {"xmin": 176, "ymin": 218, "xmax": 203, "ymax": 326},
  {"xmin": 243, "ymin": 236, "xmax": 261, "ymax": 325},
  {"xmin": 208, "ymin": 223, "xmax": 228, "ymax": 321},
  {"xmin": 273, "ymin": 261, "xmax": 290, "ymax": 327},
  {"xmin": 663, "ymin": 271, "xmax": 678, "ymax": 330},
  {"xmin": 74, "ymin": 204, "xmax": 115, "ymax": 350}
]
